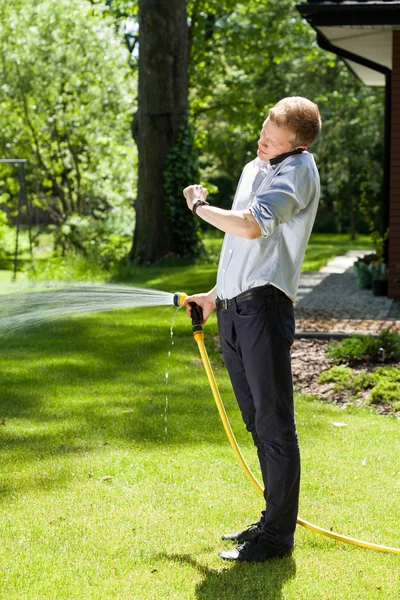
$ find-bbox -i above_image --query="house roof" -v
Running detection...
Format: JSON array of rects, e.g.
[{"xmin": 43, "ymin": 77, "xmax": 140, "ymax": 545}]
[{"xmin": 296, "ymin": 1, "xmax": 400, "ymax": 85}]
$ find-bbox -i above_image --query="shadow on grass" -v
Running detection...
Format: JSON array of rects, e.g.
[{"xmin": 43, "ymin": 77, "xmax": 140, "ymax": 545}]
[
  {"xmin": 158, "ymin": 552, "xmax": 296, "ymax": 600},
  {"xmin": 111, "ymin": 264, "xmax": 218, "ymax": 296},
  {"xmin": 0, "ymin": 307, "xmax": 237, "ymax": 498}
]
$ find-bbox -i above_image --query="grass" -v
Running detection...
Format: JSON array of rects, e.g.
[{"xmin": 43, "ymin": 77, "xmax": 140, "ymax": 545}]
[
  {"xmin": 1, "ymin": 231, "xmax": 373, "ymax": 293},
  {"xmin": 0, "ymin": 302, "xmax": 400, "ymax": 599},
  {"xmin": 4, "ymin": 231, "xmax": 400, "ymax": 599},
  {"xmin": 301, "ymin": 233, "xmax": 372, "ymax": 272}
]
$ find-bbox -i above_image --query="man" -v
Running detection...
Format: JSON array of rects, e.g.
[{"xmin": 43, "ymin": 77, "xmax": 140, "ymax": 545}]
[{"xmin": 182, "ymin": 96, "xmax": 321, "ymax": 562}]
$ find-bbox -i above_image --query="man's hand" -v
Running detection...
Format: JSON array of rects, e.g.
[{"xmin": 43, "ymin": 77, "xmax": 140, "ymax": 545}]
[
  {"xmin": 183, "ymin": 184, "xmax": 208, "ymax": 212},
  {"xmin": 182, "ymin": 288, "xmax": 216, "ymax": 325}
]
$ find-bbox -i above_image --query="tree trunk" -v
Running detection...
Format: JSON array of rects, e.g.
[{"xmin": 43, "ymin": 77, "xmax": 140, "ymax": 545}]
[{"xmin": 130, "ymin": 0, "xmax": 189, "ymax": 264}]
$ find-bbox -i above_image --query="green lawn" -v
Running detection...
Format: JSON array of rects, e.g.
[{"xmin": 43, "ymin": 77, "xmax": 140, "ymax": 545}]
[
  {"xmin": 3, "ymin": 232, "xmax": 400, "ymax": 599},
  {"xmin": 1, "ymin": 299, "xmax": 399, "ymax": 599},
  {"xmin": 1, "ymin": 231, "xmax": 373, "ymax": 294},
  {"xmin": 301, "ymin": 232, "xmax": 372, "ymax": 272}
]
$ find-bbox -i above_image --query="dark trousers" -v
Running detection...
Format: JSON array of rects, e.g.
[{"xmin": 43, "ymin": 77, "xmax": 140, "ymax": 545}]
[{"xmin": 216, "ymin": 287, "xmax": 300, "ymax": 549}]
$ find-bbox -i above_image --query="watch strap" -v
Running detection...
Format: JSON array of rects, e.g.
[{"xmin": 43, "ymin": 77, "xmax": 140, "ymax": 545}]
[{"xmin": 192, "ymin": 198, "xmax": 209, "ymax": 216}]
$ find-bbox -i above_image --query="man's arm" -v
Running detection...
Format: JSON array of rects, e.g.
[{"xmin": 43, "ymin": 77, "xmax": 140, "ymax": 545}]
[
  {"xmin": 183, "ymin": 184, "xmax": 261, "ymax": 239},
  {"xmin": 196, "ymin": 205, "xmax": 261, "ymax": 240}
]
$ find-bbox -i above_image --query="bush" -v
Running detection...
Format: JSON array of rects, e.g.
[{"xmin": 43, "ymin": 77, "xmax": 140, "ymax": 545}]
[
  {"xmin": 326, "ymin": 329, "xmax": 400, "ymax": 365},
  {"xmin": 52, "ymin": 206, "xmax": 135, "ymax": 270},
  {"xmin": 27, "ymin": 254, "xmax": 108, "ymax": 282},
  {"xmin": 318, "ymin": 363, "xmax": 400, "ymax": 407},
  {"xmin": 368, "ymin": 381, "xmax": 400, "ymax": 405},
  {"xmin": 318, "ymin": 365, "xmax": 370, "ymax": 392},
  {"xmin": 353, "ymin": 254, "xmax": 376, "ymax": 289},
  {"xmin": 318, "ymin": 365, "xmax": 355, "ymax": 388}
]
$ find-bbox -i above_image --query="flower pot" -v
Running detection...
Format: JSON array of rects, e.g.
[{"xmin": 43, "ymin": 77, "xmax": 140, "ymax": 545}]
[{"xmin": 372, "ymin": 280, "xmax": 388, "ymax": 296}]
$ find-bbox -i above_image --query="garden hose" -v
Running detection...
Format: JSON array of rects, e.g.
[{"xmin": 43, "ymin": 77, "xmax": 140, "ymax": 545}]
[{"xmin": 173, "ymin": 291, "xmax": 400, "ymax": 556}]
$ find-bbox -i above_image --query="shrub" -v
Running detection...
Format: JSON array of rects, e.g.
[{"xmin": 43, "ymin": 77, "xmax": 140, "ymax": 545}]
[
  {"xmin": 353, "ymin": 253, "xmax": 376, "ymax": 289},
  {"xmin": 326, "ymin": 329, "xmax": 400, "ymax": 365},
  {"xmin": 318, "ymin": 365, "xmax": 355, "ymax": 389},
  {"xmin": 27, "ymin": 254, "xmax": 107, "ymax": 282},
  {"xmin": 317, "ymin": 365, "xmax": 370, "ymax": 392},
  {"xmin": 318, "ymin": 362, "xmax": 400, "ymax": 408},
  {"xmin": 368, "ymin": 381, "xmax": 400, "ymax": 405},
  {"xmin": 52, "ymin": 206, "xmax": 134, "ymax": 270}
]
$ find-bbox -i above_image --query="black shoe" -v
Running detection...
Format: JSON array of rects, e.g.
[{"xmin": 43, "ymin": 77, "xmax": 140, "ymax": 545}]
[
  {"xmin": 219, "ymin": 537, "xmax": 293, "ymax": 563},
  {"xmin": 221, "ymin": 521, "xmax": 262, "ymax": 543}
]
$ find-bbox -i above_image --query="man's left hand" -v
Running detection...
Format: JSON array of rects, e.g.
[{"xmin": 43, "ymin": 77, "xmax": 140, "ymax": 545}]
[{"xmin": 183, "ymin": 184, "xmax": 208, "ymax": 212}]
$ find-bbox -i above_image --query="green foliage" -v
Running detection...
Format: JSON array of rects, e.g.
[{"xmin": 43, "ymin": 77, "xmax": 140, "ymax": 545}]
[
  {"xmin": 0, "ymin": 210, "xmax": 31, "ymax": 267},
  {"xmin": 186, "ymin": 0, "xmax": 384, "ymax": 234},
  {"xmin": 370, "ymin": 365, "xmax": 400, "ymax": 383},
  {"xmin": 318, "ymin": 365, "xmax": 371, "ymax": 392},
  {"xmin": 163, "ymin": 120, "xmax": 204, "ymax": 258},
  {"xmin": 368, "ymin": 381, "xmax": 400, "ymax": 405},
  {"xmin": 318, "ymin": 363, "xmax": 400, "ymax": 407},
  {"xmin": 326, "ymin": 330, "xmax": 400, "ymax": 365},
  {"xmin": 318, "ymin": 365, "xmax": 360, "ymax": 390},
  {"xmin": 368, "ymin": 259, "xmax": 388, "ymax": 282},
  {"xmin": 0, "ymin": 211, "xmax": 14, "ymax": 260},
  {"xmin": 28, "ymin": 205, "xmax": 134, "ymax": 277},
  {"xmin": 353, "ymin": 258, "xmax": 373, "ymax": 289},
  {"xmin": 27, "ymin": 253, "xmax": 108, "ymax": 282},
  {"xmin": 0, "ymin": 0, "xmax": 136, "ymax": 251}
]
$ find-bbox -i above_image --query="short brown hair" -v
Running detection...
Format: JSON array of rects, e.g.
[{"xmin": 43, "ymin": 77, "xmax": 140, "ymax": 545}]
[{"xmin": 269, "ymin": 96, "xmax": 321, "ymax": 147}]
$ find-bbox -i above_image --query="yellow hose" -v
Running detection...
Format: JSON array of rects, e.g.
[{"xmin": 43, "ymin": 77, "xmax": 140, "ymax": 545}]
[{"xmin": 193, "ymin": 331, "xmax": 400, "ymax": 555}]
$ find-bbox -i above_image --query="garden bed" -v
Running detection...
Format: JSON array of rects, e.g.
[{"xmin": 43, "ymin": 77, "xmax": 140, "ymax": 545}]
[{"xmin": 291, "ymin": 337, "xmax": 400, "ymax": 415}]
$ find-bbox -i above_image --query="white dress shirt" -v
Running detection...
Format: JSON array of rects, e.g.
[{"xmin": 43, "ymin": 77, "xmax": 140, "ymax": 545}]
[{"xmin": 216, "ymin": 150, "xmax": 320, "ymax": 302}]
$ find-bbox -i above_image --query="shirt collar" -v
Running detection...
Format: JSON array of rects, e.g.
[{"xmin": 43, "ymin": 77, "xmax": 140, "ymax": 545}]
[{"xmin": 269, "ymin": 148, "xmax": 303, "ymax": 166}]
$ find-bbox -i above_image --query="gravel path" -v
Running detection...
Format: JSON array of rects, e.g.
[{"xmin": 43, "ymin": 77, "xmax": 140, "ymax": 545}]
[{"xmin": 295, "ymin": 251, "xmax": 400, "ymax": 334}]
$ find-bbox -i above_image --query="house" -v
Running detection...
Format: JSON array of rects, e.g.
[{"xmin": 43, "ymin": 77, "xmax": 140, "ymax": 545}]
[{"xmin": 296, "ymin": 0, "xmax": 400, "ymax": 299}]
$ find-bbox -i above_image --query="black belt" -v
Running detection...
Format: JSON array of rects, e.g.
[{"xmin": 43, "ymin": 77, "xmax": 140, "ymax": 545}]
[{"xmin": 216, "ymin": 285, "xmax": 289, "ymax": 310}]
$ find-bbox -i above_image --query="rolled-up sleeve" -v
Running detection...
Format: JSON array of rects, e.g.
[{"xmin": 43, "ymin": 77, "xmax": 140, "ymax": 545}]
[{"xmin": 249, "ymin": 163, "xmax": 315, "ymax": 238}]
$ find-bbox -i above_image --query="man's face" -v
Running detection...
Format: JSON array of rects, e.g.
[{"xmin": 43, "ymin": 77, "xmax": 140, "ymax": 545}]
[{"xmin": 257, "ymin": 117, "xmax": 299, "ymax": 161}]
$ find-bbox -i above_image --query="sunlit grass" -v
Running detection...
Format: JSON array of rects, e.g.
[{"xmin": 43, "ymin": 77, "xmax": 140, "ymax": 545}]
[{"xmin": 0, "ymin": 304, "xmax": 399, "ymax": 599}]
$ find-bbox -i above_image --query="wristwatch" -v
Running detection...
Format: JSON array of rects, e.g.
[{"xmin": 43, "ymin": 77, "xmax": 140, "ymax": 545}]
[{"xmin": 192, "ymin": 198, "xmax": 209, "ymax": 216}]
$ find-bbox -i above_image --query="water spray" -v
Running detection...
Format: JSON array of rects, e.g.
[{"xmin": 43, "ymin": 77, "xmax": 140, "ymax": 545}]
[{"xmin": 175, "ymin": 291, "xmax": 400, "ymax": 556}]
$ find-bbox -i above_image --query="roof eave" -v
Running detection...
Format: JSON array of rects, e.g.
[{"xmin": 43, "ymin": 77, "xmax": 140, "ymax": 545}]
[{"xmin": 296, "ymin": 2, "xmax": 400, "ymax": 27}]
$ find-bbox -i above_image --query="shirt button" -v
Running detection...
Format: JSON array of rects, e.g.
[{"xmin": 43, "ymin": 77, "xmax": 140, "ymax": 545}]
[
  {"xmin": 229, "ymin": 249, "xmax": 232, "ymax": 254},
  {"xmin": 223, "ymin": 269, "xmax": 226, "ymax": 273}
]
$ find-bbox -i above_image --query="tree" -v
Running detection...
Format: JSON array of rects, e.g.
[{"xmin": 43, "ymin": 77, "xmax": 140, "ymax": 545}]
[
  {"xmin": 0, "ymin": 0, "xmax": 136, "ymax": 256},
  {"xmin": 129, "ymin": 0, "xmax": 193, "ymax": 264},
  {"xmin": 103, "ymin": 0, "xmax": 385, "ymax": 258}
]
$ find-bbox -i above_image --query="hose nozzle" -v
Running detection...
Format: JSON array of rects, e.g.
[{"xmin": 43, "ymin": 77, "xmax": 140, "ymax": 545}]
[
  {"xmin": 173, "ymin": 291, "xmax": 203, "ymax": 334},
  {"xmin": 173, "ymin": 292, "xmax": 188, "ymax": 307}
]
